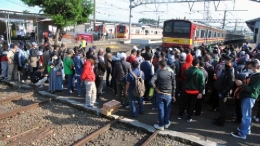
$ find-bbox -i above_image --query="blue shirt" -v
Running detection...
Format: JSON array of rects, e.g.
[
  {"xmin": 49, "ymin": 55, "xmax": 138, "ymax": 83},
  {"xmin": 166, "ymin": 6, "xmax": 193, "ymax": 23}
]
[
  {"xmin": 74, "ymin": 55, "xmax": 83, "ymax": 76},
  {"xmin": 126, "ymin": 68, "xmax": 145, "ymax": 91},
  {"xmin": 140, "ymin": 61, "xmax": 154, "ymax": 81},
  {"xmin": 18, "ymin": 49, "xmax": 29, "ymax": 67}
]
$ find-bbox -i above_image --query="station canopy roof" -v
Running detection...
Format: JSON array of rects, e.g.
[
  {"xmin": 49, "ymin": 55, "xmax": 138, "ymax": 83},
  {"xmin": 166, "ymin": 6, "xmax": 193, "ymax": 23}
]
[
  {"xmin": 0, "ymin": 9, "xmax": 49, "ymax": 21},
  {"xmin": 245, "ymin": 17, "xmax": 260, "ymax": 32}
]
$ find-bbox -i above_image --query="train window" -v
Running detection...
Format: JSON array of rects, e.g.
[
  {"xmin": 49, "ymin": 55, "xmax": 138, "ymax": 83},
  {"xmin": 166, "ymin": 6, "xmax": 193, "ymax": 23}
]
[
  {"xmin": 145, "ymin": 30, "xmax": 149, "ymax": 35},
  {"xmin": 208, "ymin": 31, "xmax": 211, "ymax": 38},
  {"xmin": 214, "ymin": 32, "xmax": 217, "ymax": 38},
  {"xmin": 155, "ymin": 31, "xmax": 158, "ymax": 34},
  {"xmin": 136, "ymin": 29, "xmax": 140, "ymax": 34},
  {"xmin": 151, "ymin": 30, "xmax": 153, "ymax": 33},
  {"xmin": 200, "ymin": 30, "xmax": 205, "ymax": 38},
  {"xmin": 195, "ymin": 29, "xmax": 200, "ymax": 38},
  {"xmin": 164, "ymin": 21, "xmax": 173, "ymax": 32},
  {"xmin": 119, "ymin": 26, "xmax": 125, "ymax": 33},
  {"xmin": 173, "ymin": 21, "xmax": 191, "ymax": 33}
]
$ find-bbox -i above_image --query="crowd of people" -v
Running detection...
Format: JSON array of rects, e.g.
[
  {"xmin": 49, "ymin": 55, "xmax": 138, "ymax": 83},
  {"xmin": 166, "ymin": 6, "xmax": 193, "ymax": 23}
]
[{"xmin": 0, "ymin": 40, "xmax": 260, "ymax": 140}]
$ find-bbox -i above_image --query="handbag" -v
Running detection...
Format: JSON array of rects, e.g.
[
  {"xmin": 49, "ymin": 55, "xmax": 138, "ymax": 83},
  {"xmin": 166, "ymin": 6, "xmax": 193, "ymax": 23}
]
[{"xmin": 56, "ymin": 71, "xmax": 62, "ymax": 76}]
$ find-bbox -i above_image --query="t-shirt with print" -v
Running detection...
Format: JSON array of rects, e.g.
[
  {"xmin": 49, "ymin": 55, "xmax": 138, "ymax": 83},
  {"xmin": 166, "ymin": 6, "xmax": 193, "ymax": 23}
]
[
  {"xmin": 126, "ymin": 68, "xmax": 145, "ymax": 91},
  {"xmin": 63, "ymin": 55, "xmax": 74, "ymax": 75}
]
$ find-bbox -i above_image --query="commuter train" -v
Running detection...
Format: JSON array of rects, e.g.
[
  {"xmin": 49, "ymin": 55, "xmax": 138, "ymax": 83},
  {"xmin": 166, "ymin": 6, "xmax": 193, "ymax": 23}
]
[
  {"xmin": 115, "ymin": 25, "xmax": 162, "ymax": 39},
  {"xmin": 162, "ymin": 19, "xmax": 248, "ymax": 49}
]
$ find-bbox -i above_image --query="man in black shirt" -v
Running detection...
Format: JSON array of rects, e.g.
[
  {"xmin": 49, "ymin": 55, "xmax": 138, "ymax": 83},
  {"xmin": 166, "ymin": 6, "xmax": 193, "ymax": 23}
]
[{"xmin": 32, "ymin": 66, "xmax": 48, "ymax": 88}]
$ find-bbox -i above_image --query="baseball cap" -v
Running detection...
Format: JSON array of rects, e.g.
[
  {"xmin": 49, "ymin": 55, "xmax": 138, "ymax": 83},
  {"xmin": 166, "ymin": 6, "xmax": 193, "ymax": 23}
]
[
  {"xmin": 240, "ymin": 51, "xmax": 245, "ymax": 56},
  {"xmin": 67, "ymin": 49, "xmax": 75, "ymax": 54},
  {"xmin": 119, "ymin": 53, "xmax": 126, "ymax": 59},
  {"xmin": 168, "ymin": 48, "xmax": 173, "ymax": 51},
  {"xmin": 132, "ymin": 46, "xmax": 138, "ymax": 50},
  {"xmin": 89, "ymin": 47, "xmax": 94, "ymax": 52},
  {"xmin": 32, "ymin": 42, "xmax": 37, "ymax": 46}
]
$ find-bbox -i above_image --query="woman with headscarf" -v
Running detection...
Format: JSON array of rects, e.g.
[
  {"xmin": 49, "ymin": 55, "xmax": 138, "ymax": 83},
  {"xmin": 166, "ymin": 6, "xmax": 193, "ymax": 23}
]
[{"xmin": 48, "ymin": 52, "xmax": 63, "ymax": 93}]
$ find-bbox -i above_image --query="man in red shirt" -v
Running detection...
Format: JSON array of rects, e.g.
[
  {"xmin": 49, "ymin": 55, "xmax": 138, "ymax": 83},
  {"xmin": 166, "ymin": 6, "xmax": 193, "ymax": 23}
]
[
  {"xmin": 126, "ymin": 49, "xmax": 137, "ymax": 64},
  {"xmin": 81, "ymin": 55, "xmax": 98, "ymax": 108}
]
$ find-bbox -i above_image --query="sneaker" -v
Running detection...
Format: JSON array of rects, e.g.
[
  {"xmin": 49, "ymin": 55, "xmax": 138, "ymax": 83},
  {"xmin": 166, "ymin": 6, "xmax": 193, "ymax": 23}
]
[
  {"xmin": 78, "ymin": 94, "xmax": 82, "ymax": 97},
  {"xmin": 187, "ymin": 119, "xmax": 192, "ymax": 122},
  {"xmin": 94, "ymin": 102, "xmax": 99, "ymax": 106},
  {"xmin": 177, "ymin": 116, "xmax": 182, "ymax": 120},
  {"xmin": 125, "ymin": 105, "xmax": 130, "ymax": 108},
  {"xmin": 154, "ymin": 124, "xmax": 164, "ymax": 130},
  {"xmin": 231, "ymin": 132, "xmax": 246, "ymax": 139},
  {"xmin": 38, "ymin": 85, "xmax": 44, "ymax": 88},
  {"xmin": 164, "ymin": 121, "xmax": 171, "ymax": 129},
  {"xmin": 85, "ymin": 105, "xmax": 93, "ymax": 108},
  {"xmin": 21, "ymin": 80, "xmax": 25, "ymax": 83},
  {"xmin": 253, "ymin": 116, "xmax": 259, "ymax": 122},
  {"xmin": 237, "ymin": 127, "xmax": 251, "ymax": 135},
  {"xmin": 152, "ymin": 108, "xmax": 156, "ymax": 110}
]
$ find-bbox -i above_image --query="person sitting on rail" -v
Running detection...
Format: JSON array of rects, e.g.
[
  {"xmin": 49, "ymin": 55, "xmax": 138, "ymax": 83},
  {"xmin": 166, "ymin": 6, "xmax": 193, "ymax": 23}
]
[{"xmin": 32, "ymin": 66, "xmax": 48, "ymax": 88}]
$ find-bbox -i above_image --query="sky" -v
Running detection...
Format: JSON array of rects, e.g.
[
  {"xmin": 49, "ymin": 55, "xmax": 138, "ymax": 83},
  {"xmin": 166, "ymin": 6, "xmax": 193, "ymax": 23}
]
[{"xmin": 0, "ymin": 0, "xmax": 260, "ymax": 31}]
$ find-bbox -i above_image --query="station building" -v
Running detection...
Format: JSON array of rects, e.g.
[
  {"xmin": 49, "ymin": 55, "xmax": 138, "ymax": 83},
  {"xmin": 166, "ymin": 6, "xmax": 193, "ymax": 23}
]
[{"xmin": 246, "ymin": 17, "xmax": 260, "ymax": 43}]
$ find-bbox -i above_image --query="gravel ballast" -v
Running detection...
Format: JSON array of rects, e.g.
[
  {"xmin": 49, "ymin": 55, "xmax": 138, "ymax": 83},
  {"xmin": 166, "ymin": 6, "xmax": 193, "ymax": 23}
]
[
  {"xmin": 87, "ymin": 123, "xmax": 150, "ymax": 146},
  {"xmin": 148, "ymin": 135, "xmax": 190, "ymax": 146},
  {"xmin": 0, "ymin": 101, "xmax": 110, "ymax": 145}
]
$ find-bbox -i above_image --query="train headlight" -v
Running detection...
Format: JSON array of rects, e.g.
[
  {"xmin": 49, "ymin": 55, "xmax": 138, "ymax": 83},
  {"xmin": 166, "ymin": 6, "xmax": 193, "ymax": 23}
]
[{"xmin": 164, "ymin": 38, "xmax": 167, "ymax": 42}]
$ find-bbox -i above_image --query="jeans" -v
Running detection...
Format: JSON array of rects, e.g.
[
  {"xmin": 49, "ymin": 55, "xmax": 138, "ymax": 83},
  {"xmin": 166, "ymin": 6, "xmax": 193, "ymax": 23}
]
[
  {"xmin": 239, "ymin": 98, "xmax": 256, "ymax": 137},
  {"xmin": 67, "ymin": 74, "xmax": 74, "ymax": 93},
  {"xmin": 1, "ymin": 61, "xmax": 8, "ymax": 79},
  {"xmin": 34, "ymin": 77, "xmax": 48, "ymax": 86},
  {"xmin": 85, "ymin": 80, "xmax": 97, "ymax": 106},
  {"xmin": 116, "ymin": 82, "xmax": 129, "ymax": 105},
  {"xmin": 76, "ymin": 75, "xmax": 82, "ymax": 95},
  {"xmin": 106, "ymin": 67, "xmax": 112, "ymax": 87},
  {"xmin": 157, "ymin": 93, "xmax": 172, "ymax": 127},
  {"xmin": 7, "ymin": 63, "xmax": 18, "ymax": 80},
  {"xmin": 128, "ymin": 91, "xmax": 144, "ymax": 117},
  {"xmin": 152, "ymin": 91, "xmax": 157, "ymax": 109}
]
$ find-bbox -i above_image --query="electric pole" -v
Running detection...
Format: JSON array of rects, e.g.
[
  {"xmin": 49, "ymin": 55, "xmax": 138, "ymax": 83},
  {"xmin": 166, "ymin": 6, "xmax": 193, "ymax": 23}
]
[
  {"xmin": 93, "ymin": 0, "xmax": 96, "ymax": 33},
  {"xmin": 128, "ymin": 0, "xmax": 133, "ymax": 39},
  {"xmin": 222, "ymin": 10, "xmax": 227, "ymax": 29}
]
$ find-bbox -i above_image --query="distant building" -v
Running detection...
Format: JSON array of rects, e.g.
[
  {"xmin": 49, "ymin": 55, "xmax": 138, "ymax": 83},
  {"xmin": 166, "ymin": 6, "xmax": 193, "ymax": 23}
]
[{"xmin": 246, "ymin": 17, "xmax": 260, "ymax": 43}]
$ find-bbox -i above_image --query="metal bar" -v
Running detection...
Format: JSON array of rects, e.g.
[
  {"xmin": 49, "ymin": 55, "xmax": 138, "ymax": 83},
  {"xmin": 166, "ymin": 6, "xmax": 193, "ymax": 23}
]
[
  {"xmin": 73, "ymin": 118, "xmax": 121, "ymax": 146},
  {"xmin": 141, "ymin": 130, "xmax": 160, "ymax": 146},
  {"xmin": 6, "ymin": 126, "xmax": 51, "ymax": 146},
  {"xmin": 32, "ymin": 129, "xmax": 53, "ymax": 144},
  {"xmin": 0, "ymin": 100, "xmax": 50, "ymax": 120},
  {"xmin": 3, "ymin": 127, "xmax": 40, "ymax": 142}
]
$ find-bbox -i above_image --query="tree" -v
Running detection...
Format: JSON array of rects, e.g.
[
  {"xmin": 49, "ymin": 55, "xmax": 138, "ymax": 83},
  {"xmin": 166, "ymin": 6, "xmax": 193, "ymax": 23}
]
[
  {"xmin": 22, "ymin": 9, "xmax": 30, "ymax": 13},
  {"xmin": 138, "ymin": 18, "xmax": 157, "ymax": 26},
  {"xmin": 21, "ymin": 0, "xmax": 94, "ymax": 45}
]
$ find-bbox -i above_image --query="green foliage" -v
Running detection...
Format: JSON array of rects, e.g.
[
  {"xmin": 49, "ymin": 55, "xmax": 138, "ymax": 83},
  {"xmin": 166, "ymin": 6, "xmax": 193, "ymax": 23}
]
[
  {"xmin": 138, "ymin": 18, "xmax": 157, "ymax": 25},
  {"xmin": 21, "ymin": 0, "xmax": 94, "ymax": 28}
]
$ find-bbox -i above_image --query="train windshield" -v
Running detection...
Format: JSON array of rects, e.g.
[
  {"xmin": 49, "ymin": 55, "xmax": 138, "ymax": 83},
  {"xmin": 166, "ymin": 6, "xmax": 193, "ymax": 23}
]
[
  {"xmin": 118, "ymin": 26, "xmax": 126, "ymax": 33},
  {"xmin": 164, "ymin": 21, "xmax": 191, "ymax": 37}
]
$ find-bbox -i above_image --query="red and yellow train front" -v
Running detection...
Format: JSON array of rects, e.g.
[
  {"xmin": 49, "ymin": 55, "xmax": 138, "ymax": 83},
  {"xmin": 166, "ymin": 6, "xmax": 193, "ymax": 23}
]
[
  {"xmin": 115, "ymin": 25, "xmax": 128, "ymax": 38},
  {"xmin": 162, "ymin": 20, "xmax": 195, "ymax": 49}
]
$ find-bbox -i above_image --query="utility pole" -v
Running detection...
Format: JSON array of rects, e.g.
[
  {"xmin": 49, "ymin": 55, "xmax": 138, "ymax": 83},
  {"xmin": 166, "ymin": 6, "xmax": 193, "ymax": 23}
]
[
  {"xmin": 234, "ymin": 20, "xmax": 237, "ymax": 32},
  {"xmin": 157, "ymin": 16, "xmax": 160, "ymax": 27},
  {"xmin": 93, "ymin": 0, "xmax": 96, "ymax": 33},
  {"xmin": 222, "ymin": 10, "xmax": 227, "ymax": 29},
  {"xmin": 128, "ymin": 0, "xmax": 133, "ymax": 39}
]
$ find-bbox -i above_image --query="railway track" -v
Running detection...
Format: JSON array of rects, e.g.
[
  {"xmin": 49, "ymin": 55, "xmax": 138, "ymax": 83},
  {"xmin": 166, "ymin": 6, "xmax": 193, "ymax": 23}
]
[{"xmin": 0, "ymin": 83, "xmax": 188, "ymax": 146}]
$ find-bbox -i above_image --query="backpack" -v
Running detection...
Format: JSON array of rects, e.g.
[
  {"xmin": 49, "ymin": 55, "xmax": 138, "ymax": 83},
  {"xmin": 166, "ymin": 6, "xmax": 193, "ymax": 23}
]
[
  {"xmin": 130, "ymin": 70, "xmax": 145, "ymax": 97},
  {"xmin": 13, "ymin": 51, "xmax": 19, "ymax": 64}
]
